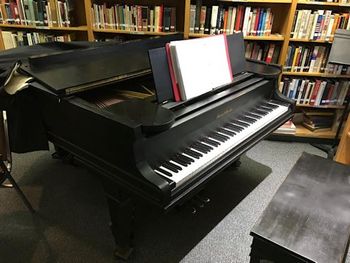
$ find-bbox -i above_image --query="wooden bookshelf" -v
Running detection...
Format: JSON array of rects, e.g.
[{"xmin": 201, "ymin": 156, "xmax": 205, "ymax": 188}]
[
  {"xmin": 219, "ymin": 0, "xmax": 292, "ymax": 3},
  {"xmin": 0, "ymin": 24, "xmax": 88, "ymax": 31},
  {"xmin": 294, "ymin": 124, "xmax": 337, "ymax": 139},
  {"xmin": 93, "ymin": 29, "xmax": 178, "ymax": 36},
  {"xmin": 189, "ymin": 33, "xmax": 285, "ymax": 41},
  {"xmin": 296, "ymin": 104, "xmax": 346, "ymax": 109},
  {"xmin": 244, "ymin": 34, "xmax": 285, "ymax": 41},
  {"xmin": 297, "ymin": 1, "xmax": 350, "ymax": 6},
  {"xmin": 289, "ymin": 38, "xmax": 333, "ymax": 43},
  {"xmin": 282, "ymin": 72, "xmax": 350, "ymax": 78},
  {"xmin": 0, "ymin": 0, "xmax": 348, "ymax": 143}
]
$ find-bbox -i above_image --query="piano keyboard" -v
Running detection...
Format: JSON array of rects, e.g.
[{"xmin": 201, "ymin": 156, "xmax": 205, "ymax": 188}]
[{"xmin": 153, "ymin": 100, "xmax": 289, "ymax": 189}]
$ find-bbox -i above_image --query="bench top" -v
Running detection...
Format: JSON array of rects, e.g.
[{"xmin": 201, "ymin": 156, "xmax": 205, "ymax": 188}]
[{"xmin": 251, "ymin": 152, "xmax": 350, "ymax": 263}]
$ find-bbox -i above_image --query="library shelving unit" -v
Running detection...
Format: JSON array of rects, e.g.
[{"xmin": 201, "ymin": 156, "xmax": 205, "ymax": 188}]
[
  {"xmin": 275, "ymin": 0, "xmax": 350, "ymax": 142},
  {"xmin": 0, "ymin": 0, "xmax": 90, "ymax": 48},
  {"xmin": 0, "ymin": 0, "xmax": 348, "ymax": 142}
]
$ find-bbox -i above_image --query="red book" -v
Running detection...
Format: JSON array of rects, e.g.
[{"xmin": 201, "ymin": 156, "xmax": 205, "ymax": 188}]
[
  {"xmin": 265, "ymin": 43, "xmax": 275, "ymax": 64},
  {"xmin": 239, "ymin": 6, "xmax": 245, "ymax": 31},
  {"xmin": 310, "ymin": 79, "xmax": 321, "ymax": 106},
  {"xmin": 325, "ymin": 83, "xmax": 335, "ymax": 105},
  {"xmin": 254, "ymin": 8, "xmax": 261, "ymax": 36},
  {"xmin": 165, "ymin": 43, "xmax": 181, "ymax": 102},
  {"xmin": 235, "ymin": 6, "xmax": 242, "ymax": 32}
]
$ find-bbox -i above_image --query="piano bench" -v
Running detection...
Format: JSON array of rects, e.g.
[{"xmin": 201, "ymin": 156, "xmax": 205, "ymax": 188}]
[{"xmin": 249, "ymin": 152, "xmax": 350, "ymax": 263}]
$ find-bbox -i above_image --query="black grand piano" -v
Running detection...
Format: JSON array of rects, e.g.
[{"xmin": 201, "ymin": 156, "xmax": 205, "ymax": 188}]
[{"xmin": 1, "ymin": 33, "xmax": 294, "ymax": 258}]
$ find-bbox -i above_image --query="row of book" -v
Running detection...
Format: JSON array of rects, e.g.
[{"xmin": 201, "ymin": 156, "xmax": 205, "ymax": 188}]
[
  {"xmin": 0, "ymin": 0, "xmax": 74, "ymax": 27},
  {"xmin": 290, "ymin": 9, "xmax": 350, "ymax": 41},
  {"xmin": 1, "ymin": 30, "xmax": 71, "ymax": 49},
  {"xmin": 280, "ymin": 78, "xmax": 349, "ymax": 106},
  {"xmin": 284, "ymin": 45, "xmax": 330, "ymax": 73},
  {"xmin": 326, "ymin": 63, "xmax": 350, "ymax": 75},
  {"xmin": 300, "ymin": 0, "xmax": 350, "ymax": 3},
  {"xmin": 91, "ymin": 4, "xmax": 176, "ymax": 32},
  {"xmin": 245, "ymin": 42, "xmax": 281, "ymax": 64},
  {"xmin": 274, "ymin": 120, "xmax": 296, "ymax": 135},
  {"xmin": 302, "ymin": 109, "xmax": 335, "ymax": 132},
  {"xmin": 189, "ymin": 3, "xmax": 274, "ymax": 36}
]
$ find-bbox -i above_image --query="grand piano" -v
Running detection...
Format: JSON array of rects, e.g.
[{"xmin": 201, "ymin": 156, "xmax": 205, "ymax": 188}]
[{"xmin": 2, "ymin": 33, "xmax": 294, "ymax": 258}]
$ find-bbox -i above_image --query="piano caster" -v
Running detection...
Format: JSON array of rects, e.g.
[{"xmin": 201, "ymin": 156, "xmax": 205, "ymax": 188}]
[
  {"xmin": 51, "ymin": 145, "xmax": 68, "ymax": 160},
  {"xmin": 114, "ymin": 246, "xmax": 133, "ymax": 261},
  {"xmin": 51, "ymin": 146, "xmax": 76, "ymax": 165},
  {"xmin": 191, "ymin": 207, "xmax": 197, "ymax": 214}
]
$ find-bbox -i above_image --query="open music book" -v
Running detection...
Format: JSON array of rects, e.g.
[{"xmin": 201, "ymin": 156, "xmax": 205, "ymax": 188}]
[{"xmin": 168, "ymin": 34, "xmax": 233, "ymax": 101}]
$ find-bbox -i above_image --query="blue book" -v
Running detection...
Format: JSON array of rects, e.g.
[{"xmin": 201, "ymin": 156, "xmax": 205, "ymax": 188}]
[{"xmin": 259, "ymin": 10, "xmax": 266, "ymax": 36}]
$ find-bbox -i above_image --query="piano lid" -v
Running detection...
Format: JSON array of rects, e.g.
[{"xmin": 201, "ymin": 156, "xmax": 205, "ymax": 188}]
[{"xmin": 20, "ymin": 35, "xmax": 183, "ymax": 96}]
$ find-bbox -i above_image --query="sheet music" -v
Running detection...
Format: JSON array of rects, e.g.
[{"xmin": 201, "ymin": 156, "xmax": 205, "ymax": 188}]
[{"xmin": 169, "ymin": 35, "xmax": 233, "ymax": 100}]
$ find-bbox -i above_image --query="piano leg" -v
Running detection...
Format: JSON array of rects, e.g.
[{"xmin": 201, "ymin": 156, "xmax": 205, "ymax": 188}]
[
  {"xmin": 51, "ymin": 145, "xmax": 75, "ymax": 165},
  {"xmin": 107, "ymin": 194, "xmax": 134, "ymax": 260}
]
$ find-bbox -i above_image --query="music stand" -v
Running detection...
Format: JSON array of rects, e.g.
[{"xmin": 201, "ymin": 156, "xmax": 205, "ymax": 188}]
[
  {"xmin": 312, "ymin": 29, "xmax": 350, "ymax": 158},
  {"xmin": 0, "ymin": 111, "xmax": 34, "ymax": 213}
]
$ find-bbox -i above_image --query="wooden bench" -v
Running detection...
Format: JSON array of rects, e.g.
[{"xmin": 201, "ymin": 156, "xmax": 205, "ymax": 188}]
[{"xmin": 250, "ymin": 152, "xmax": 350, "ymax": 263}]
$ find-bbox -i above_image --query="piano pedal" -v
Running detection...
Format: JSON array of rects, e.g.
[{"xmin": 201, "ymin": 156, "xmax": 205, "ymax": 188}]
[
  {"xmin": 189, "ymin": 194, "xmax": 211, "ymax": 213},
  {"xmin": 232, "ymin": 159, "xmax": 241, "ymax": 168}
]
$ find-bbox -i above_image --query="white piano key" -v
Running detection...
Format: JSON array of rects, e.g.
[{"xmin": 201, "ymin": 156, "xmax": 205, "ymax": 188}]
[{"xmin": 154, "ymin": 102, "xmax": 289, "ymax": 188}]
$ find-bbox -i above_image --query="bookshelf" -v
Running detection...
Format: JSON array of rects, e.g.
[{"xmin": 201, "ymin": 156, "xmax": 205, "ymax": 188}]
[{"xmin": 0, "ymin": 0, "xmax": 348, "ymax": 141}]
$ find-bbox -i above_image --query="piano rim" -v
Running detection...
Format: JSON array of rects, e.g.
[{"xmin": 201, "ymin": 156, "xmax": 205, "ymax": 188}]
[{"xmin": 45, "ymin": 108, "xmax": 294, "ymax": 211}]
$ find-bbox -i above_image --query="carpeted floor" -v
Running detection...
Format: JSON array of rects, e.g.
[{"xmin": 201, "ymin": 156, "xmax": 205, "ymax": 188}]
[{"xmin": 0, "ymin": 140, "xmax": 348, "ymax": 263}]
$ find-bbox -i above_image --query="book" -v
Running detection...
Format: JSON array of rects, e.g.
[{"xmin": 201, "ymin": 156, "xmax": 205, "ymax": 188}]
[
  {"xmin": 165, "ymin": 43, "xmax": 181, "ymax": 102},
  {"xmin": 169, "ymin": 35, "xmax": 233, "ymax": 101}
]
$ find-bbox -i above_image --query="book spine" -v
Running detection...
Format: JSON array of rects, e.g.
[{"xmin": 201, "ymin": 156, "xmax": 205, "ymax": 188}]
[{"xmin": 204, "ymin": 6, "xmax": 211, "ymax": 34}]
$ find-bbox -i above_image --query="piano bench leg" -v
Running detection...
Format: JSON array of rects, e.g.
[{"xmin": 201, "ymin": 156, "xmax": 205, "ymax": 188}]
[{"xmin": 107, "ymin": 196, "xmax": 135, "ymax": 260}]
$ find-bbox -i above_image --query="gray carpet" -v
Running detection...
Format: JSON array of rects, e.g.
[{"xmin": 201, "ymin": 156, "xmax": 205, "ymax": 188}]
[{"xmin": 0, "ymin": 141, "xmax": 348, "ymax": 263}]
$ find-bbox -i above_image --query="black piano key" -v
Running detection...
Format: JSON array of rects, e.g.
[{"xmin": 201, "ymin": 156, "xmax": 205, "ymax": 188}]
[
  {"xmin": 238, "ymin": 116, "xmax": 256, "ymax": 124},
  {"xmin": 257, "ymin": 105, "xmax": 272, "ymax": 112},
  {"xmin": 209, "ymin": 132, "xmax": 227, "ymax": 142},
  {"xmin": 198, "ymin": 141, "xmax": 213, "ymax": 151},
  {"xmin": 209, "ymin": 132, "xmax": 230, "ymax": 142},
  {"xmin": 162, "ymin": 161, "xmax": 181, "ymax": 172},
  {"xmin": 191, "ymin": 144, "xmax": 207, "ymax": 154},
  {"xmin": 270, "ymin": 99, "xmax": 286, "ymax": 107},
  {"xmin": 156, "ymin": 167, "xmax": 173, "ymax": 177},
  {"xmin": 246, "ymin": 112, "xmax": 262, "ymax": 119},
  {"xmin": 262, "ymin": 101, "xmax": 278, "ymax": 109},
  {"xmin": 171, "ymin": 156, "xmax": 188, "ymax": 167},
  {"xmin": 231, "ymin": 120, "xmax": 249, "ymax": 128},
  {"xmin": 225, "ymin": 123, "xmax": 243, "ymax": 132},
  {"xmin": 176, "ymin": 153, "xmax": 194, "ymax": 164},
  {"xmin": 251, "ymin": 109, "xmax": 268, "ymax": 116},
  {"xmin": 217, "ymin": 127, "xmax": 235, "ymax": 136},
  {"xmin": 202, "ymin": 137, "xmax": 220, "ymax": 147},
  {"xmin": 183, "ymin": 148, "xmax": 202, "ymax": 159},
  {"xmin": 191, "ymin": 142, "xmax": 211, "ymax": 153}
]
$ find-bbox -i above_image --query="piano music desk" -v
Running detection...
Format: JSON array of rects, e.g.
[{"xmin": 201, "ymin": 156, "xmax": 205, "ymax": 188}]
[
  {"xmin": 335, "ymin": 113, "xmax": 350, "ymax": 165},
  {"xmin": 250, "ymin": 152, "xmax": 350, "ymax": 263}
]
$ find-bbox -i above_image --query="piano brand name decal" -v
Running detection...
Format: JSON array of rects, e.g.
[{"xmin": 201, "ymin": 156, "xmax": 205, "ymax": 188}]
[{"xmin": 217, "ymin": 108, "xmax": 233, "ymax": 119}]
